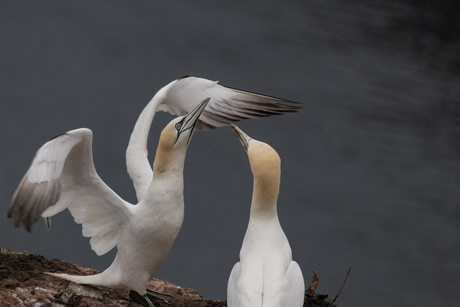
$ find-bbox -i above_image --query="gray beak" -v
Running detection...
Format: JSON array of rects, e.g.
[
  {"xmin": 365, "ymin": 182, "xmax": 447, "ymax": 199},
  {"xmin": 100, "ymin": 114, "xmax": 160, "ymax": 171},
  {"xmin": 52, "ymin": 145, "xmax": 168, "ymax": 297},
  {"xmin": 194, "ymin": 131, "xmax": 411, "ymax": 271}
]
[
  {"xmin": 231, "ymin": 124, "xmax": 251, "ymax": 152},
  {"xmin": 179, "ymin": 97, "xmax": 210, "ymax": 144}
]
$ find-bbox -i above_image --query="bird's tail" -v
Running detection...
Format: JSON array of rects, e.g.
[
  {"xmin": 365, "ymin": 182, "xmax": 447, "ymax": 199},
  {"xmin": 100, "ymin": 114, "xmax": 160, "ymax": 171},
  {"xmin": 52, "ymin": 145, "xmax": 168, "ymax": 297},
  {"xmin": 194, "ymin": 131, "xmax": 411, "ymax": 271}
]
[{"xmin": 45, "ymin": 272, "xmax": 106, "ymax": 286}]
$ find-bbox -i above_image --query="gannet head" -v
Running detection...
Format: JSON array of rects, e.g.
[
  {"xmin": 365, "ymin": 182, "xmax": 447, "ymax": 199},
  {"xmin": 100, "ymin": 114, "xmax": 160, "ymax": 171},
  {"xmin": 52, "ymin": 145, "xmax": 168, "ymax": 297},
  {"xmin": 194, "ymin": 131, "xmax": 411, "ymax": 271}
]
[
  {"xmin": 231, "ymin": 124, "xmax": 281, "ymax": 202},
  {"xmin": 153, "ymin": 98, "xmax": 209, "ymax": 172}
]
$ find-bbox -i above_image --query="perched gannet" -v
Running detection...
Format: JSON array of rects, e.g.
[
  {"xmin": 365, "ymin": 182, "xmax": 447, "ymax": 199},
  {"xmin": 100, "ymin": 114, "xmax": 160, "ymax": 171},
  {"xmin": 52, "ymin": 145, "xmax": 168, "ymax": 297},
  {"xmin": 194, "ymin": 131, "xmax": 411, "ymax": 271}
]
[
  {"xmin": 227, "ymin": 124, "xmax": 305, "ymax": 307},
  {"xmin": 126, "ymin": 76, "xmax": 301, "ymax": 201},
  {"xmin": 8, "ymin": 98, "xmax": 209, "ymax": 307}
]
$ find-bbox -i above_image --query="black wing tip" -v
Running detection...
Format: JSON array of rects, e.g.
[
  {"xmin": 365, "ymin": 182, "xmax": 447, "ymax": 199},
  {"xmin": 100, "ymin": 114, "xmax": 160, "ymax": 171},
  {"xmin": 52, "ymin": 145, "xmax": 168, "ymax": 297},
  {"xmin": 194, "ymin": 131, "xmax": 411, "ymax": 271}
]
[
  {"xmin": 7, "ymin": 205, "xmax": 14, "ymax": 218},
  {"xmin": 178, "ymin": 77, "xmax": 303, "ymax": 106},
  {"xmin": 8, "ymin": 178, "xmax": 60, "ymax": 233},
  {"xmin": 49, "ymin": 132, "xmax": 68, "ymax": 141},
  {"xmin": 8, "ymin": 203, "xmax": 34, "ymax": 232},
  {"xmin": 225, "ymin": 85, "xmax": 303, "ymax": 105}
]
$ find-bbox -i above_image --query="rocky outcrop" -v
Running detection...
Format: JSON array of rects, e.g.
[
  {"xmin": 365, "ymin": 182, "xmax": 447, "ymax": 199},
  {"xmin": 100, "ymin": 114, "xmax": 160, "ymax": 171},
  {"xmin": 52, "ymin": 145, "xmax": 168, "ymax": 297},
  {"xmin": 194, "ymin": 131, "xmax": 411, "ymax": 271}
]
[{"xmin": 0, "ymin": 248, "xmax": 336, "ymax": 307}]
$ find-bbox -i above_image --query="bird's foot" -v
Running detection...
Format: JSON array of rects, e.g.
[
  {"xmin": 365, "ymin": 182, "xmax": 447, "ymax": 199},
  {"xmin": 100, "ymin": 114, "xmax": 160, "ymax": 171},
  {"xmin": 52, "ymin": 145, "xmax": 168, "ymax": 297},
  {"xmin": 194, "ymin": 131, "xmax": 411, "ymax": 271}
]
[
  {"xmin": 129, "ymin": 289, "xmax": 173, "ymax": 307},
  {"xmin": 145, "ymin": 289, "xmax": 173, "ymax": 303},
  {"xmin": 44, "ymin": 217, "xmax": 52, "ymax": 230}
]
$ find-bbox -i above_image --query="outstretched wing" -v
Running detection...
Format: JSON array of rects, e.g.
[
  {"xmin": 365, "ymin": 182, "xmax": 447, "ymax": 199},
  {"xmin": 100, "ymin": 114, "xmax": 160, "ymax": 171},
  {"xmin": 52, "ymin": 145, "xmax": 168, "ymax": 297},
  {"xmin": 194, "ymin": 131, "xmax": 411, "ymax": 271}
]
[
  {"xmin": 158, "ymin": 76, "xmax": 302, "ymax": 130},
  {"xmin": 8, "ymin": 128, "xmax": 134, "ymax": 256},
  {"xmin": 126, "ymin": 76, "xmax": 301, "ymax": 202}
]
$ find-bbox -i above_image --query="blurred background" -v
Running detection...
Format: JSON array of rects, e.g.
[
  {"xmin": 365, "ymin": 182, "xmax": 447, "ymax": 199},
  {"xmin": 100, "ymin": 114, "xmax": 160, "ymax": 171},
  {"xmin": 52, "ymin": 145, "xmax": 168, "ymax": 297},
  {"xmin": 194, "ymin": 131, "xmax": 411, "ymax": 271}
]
[{"xmin": 1, "ymin": 1, "xmax": 459, "ymax": 306}]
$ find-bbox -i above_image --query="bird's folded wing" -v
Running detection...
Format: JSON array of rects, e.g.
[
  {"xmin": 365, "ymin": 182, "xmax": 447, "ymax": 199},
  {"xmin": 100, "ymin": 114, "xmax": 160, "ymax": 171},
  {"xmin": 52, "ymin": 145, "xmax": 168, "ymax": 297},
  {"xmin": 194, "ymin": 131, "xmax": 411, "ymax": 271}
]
[
  {"xmin": 275, "ymin": 261, "xmax": 305, "ymax": 306},
  {"xmin": 227, "ymin": 262, "xmax": 263, "ymax": 307},
  {"xmin": 157, "ymin": 76, "xmax": 301, "ymax": 130},
  {"xmin": 8, "ymin": 128, "xmax": 133, "ymax": 256}
]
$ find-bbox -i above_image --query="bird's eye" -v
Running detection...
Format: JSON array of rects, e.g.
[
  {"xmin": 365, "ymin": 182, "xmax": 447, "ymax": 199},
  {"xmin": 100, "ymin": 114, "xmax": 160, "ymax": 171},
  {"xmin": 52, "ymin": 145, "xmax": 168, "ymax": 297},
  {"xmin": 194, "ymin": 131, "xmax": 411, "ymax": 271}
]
[{"xmin": 175, "ymin": 122, "xmax": 182, "ymax": 131}]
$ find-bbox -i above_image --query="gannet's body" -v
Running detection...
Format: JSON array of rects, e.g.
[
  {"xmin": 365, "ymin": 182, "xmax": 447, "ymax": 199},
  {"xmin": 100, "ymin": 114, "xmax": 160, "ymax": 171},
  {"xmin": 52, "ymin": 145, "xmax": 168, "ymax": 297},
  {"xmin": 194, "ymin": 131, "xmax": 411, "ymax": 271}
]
[
  {"xmin": 227, "ymin": 124, "xmax": 305, "ymax": 307},
  {"xmin": 8, "ymin": 98, "xmax": 209, "ymax": 305}
]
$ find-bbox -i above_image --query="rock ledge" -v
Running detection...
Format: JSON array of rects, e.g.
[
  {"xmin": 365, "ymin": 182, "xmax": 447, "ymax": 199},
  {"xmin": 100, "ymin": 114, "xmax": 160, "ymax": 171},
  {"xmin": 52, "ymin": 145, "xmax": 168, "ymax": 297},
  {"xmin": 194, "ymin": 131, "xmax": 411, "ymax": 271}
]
[{"xmin": 0, "ymin": 248, "xmax": 336, "ymax": 307}]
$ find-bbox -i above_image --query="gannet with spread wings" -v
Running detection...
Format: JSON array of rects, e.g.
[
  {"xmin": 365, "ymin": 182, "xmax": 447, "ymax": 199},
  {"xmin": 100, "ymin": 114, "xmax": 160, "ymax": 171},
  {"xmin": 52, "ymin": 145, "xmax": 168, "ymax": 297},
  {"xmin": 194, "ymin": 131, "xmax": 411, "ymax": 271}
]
[{"xmin": 8, "ymin": 98, "xmax": 209, "ymax": 306}]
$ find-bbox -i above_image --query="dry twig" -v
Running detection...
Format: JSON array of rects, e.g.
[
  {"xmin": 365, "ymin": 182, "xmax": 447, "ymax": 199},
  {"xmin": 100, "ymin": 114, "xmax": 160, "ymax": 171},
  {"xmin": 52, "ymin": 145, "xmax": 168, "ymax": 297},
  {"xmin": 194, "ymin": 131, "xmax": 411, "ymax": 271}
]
[{"xmin": 330, "ymin": 268, "xmax": 351, "ymax": 305}]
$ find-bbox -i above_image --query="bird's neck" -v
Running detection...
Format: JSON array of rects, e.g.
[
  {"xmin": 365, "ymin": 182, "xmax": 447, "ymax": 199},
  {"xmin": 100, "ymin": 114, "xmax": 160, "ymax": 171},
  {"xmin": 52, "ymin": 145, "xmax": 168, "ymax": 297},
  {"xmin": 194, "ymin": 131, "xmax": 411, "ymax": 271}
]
[
  {"xmin": 249, "ymin": 177, "xmax": 280, "ymax": 221},
  {"xmin": 245, "ymin": 190, "xmax": 281, "ymax": 249},
  {"xmin": 125, "ymin": 85, "xmax": 171, "ymax": 202},
  {"xmin": 152, "ymin": 147, "xmax": 187, "ymax": 175},
  {"xmin": 141, "ymin": 148, "xmax": 187, "ymax": 211}
]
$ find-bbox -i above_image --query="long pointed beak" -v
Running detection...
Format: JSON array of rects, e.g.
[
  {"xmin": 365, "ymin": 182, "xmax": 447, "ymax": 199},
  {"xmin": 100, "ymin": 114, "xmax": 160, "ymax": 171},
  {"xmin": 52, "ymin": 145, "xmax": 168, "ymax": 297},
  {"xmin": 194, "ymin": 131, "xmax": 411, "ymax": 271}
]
[
  {"xmin": 180, "ymin": 97, "xmax": 210, "ymax": 143},
  {"xmin": 231, "ymin": 124, "xmax": 252, "ymax": 152}
]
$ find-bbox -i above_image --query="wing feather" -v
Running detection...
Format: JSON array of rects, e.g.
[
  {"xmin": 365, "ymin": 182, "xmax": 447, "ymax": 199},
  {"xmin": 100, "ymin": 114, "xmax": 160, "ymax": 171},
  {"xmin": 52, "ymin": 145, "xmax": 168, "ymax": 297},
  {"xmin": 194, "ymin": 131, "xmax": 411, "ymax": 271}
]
[
  {"xmin": 8, "ymin": 128, "xmax": 133, "ymax": 255},
  {"xmin": 158, "ymin": 76, "xmax": 302, "ymax": 130},
  {"xmin": 270, "ymin": 261, "xmax": 305, "ymax": 307},
  {"xmin": 227, "ymin": 262, "xmax": 262, "ymax": 307}
]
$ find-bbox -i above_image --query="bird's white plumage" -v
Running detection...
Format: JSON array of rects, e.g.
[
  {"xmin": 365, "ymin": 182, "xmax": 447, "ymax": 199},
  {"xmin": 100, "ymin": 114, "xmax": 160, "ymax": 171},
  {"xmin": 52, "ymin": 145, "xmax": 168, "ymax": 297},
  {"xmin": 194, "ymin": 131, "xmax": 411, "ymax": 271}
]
[
  {"xmin": 27, "ymin": 133, "xmax": 79, "ymax": 183},
  {"xmin": 227, "ymin": 124, "xmax": 305, "ymax": 307}
]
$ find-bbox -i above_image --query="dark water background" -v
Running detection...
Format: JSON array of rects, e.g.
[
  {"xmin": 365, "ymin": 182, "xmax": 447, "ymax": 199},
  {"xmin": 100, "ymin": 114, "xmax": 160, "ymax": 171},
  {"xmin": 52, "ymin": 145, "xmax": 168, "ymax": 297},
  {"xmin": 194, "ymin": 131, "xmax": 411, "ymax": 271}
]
[{"xmin": 1, "ymin": 1, "xmax": 459, "ymax": 306}]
